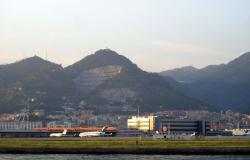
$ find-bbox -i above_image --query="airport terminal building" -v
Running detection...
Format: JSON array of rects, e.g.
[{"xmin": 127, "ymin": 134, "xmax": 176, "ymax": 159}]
[
  {"xmin": 155, "ymin": 119, "xmax": 210, "ymax": 136},
  {"xmin": 127, "ymin": 116, "xmax": 210, "ymax": 136}
]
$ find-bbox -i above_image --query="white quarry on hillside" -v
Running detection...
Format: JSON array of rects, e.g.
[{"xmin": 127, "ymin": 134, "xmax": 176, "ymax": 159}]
[{"xmin": 73, "ymin": 65, "xmax": 122, "ymax": 91}]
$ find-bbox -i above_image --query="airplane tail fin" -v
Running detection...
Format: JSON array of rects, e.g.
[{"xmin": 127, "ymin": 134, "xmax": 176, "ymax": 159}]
[
  {"xmin": 101, "ymin": 126, "xmax": 108, "ymax": 132},
  {"xmin": 62, "ymin": 129, "xmax": 67, "ymax": 135}
]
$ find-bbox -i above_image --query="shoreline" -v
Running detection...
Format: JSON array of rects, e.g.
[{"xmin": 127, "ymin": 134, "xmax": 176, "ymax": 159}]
[{"xmin": 0, "ymin": 147, "xmax": 250, "ymax": 155}]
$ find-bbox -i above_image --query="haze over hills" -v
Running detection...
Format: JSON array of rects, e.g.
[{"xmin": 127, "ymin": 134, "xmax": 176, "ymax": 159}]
[
  {"xmin": 160, "ymin": 66, "xmax": 198, "ymax": 83},
  {"xmin": 0, "ymin": 49, "xmax": 209, "ymax": 115},
  {"xmin": 160, "ymin": 52, "xmax": 250, "ymax": 113}
]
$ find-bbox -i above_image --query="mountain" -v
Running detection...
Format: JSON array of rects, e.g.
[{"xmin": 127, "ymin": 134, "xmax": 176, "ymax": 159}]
[
  {"xmin": 160, "ymin": 65, "xmax": 228, "ymax": 83},
  {"xmin": 160, "ymin": 52, "xmax": 250, "ymax": 113},
  {"xmin": 64, "ymin": 49, "xmax": 209, "ymax": 114},
  {"xmin": 0, "ymin": 56, "xmax": 75, "ymax": 113},
  {"xmin": 0, "ymin": 49, "xmax": 210, "ymax": 115},
  {"xmin": 160, "ymin": 66, "xmax": 198, "ymax": 83},
  {"xmin": 0, "ymin": 56, "xmax": 61, "ymax": 84}
]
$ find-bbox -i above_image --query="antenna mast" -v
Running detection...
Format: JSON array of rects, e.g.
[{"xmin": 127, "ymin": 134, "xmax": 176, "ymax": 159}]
[
  {"xmin": 18, "ymin": 97, "xmax": 33, "ymax": 130},
  {"xmin": 137, "ymin": 105, "xmax": 140, "ymax": 117}
]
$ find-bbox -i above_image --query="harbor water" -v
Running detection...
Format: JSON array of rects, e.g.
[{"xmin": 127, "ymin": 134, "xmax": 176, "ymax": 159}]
[{"xmin": 0, "ymin": 154, "xmax": 249, "ymax": 160}]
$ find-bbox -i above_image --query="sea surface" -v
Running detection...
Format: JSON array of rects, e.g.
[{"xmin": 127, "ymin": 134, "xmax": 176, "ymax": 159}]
[{"xmin": 0, "ymin": 154, "xmax": 250, "ymax": 160}]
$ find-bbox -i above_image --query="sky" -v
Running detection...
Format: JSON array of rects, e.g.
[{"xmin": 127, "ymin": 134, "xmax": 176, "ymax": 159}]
[{"xmin": 0, "ymin": 0, "xmax": 249, "ymax": 72}]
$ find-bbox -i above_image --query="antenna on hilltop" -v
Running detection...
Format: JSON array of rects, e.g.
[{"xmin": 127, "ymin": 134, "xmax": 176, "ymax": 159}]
[{"xmin": 137, "ymin": 105, "xmax": 140, "ymax": 117}]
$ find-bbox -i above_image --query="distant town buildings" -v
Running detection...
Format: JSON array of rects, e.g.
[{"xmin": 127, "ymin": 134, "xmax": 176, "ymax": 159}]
[{"xmin": 0, "ymin": 108, "xmax": 249, "ymax": 133}]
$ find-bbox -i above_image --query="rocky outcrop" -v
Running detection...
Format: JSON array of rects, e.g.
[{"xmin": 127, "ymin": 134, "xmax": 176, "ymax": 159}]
[{"xmin": 73, "ymin": 65, "xmax": 122, "ymax": 92}]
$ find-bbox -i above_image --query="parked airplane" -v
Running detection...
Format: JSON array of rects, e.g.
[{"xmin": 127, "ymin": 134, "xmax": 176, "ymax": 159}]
[
  {"xmin": 79, "ymin": 126, "xmax": 109, "ymax": 137},
  {"xmin": 246, "ymin": 130, "xmax": 250, "ymax": 136},
  {"xmin": 190, "ymin": 132, "xmax": 196, "ymax": 137},
  {"xmin": 232, "ymin": 129, "xmax": 248, "ymax": 136},
  {"xmin": 49, "ymin": 129, "xmax": 67, "ymax": 137}
]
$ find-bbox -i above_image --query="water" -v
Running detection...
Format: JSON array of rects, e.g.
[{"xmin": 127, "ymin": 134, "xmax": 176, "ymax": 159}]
[{"xmin": 0, "ymin": 154, "xmax": 249, "ymax": 160}]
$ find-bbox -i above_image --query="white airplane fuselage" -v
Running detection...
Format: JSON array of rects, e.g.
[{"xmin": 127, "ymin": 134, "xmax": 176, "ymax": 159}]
[
  {"xmin": 49, "ymin": 133, "xmax": 64, "ymax": 137},
  {"xmin": 79, "ymin": 131, "xmax": 105, "ymax": 137},
  {"xmin": 232, "ymin": 129, "xmax": 247, "ymax": 136},
  {"xmin": 79, "ymin": 126, "xmax": 109, "ymax": 138},
  {"xmin": 49, "ymin": 130, "xmax": 67, "ymax": 137}
]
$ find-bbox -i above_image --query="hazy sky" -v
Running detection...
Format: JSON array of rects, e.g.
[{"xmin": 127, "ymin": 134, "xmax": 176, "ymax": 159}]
[{"xmin": 0, "ymin": 0, "xmax": 249, "ymax": 72}]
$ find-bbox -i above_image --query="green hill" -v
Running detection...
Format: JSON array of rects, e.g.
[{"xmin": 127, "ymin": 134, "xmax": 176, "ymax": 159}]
[
  {"xmin": 0, "ymin": 56, "xmax": 75, "ymax": 113},
  {"xmin": 0, "ymin": 49, "xmax": 210, "ymax": 115}
]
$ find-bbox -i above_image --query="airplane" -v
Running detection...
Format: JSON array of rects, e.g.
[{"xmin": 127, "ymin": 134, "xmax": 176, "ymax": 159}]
[
  {"xmin": 79, "ymin": 126, "xmax": 109, "ymax": 138},
  {"xmin": 245, "ymin": 130, "xmax": 250, "ymax": 136},
  {"xmin": 232, "ymin": 129, "xmax": 248, "ymax": 136},
  {"xmin": 49, "ymin": 129, "xmax": 67, "ymax": 137},
  {"xmin": 190, "ymin": 132, "xmax": 196, "ymax": 137}
]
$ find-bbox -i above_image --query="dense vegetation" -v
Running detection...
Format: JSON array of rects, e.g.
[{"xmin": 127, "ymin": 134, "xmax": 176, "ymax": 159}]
[{"xmin": 0, "ymin": 49, "xmax": 209, "ymax": 115}]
